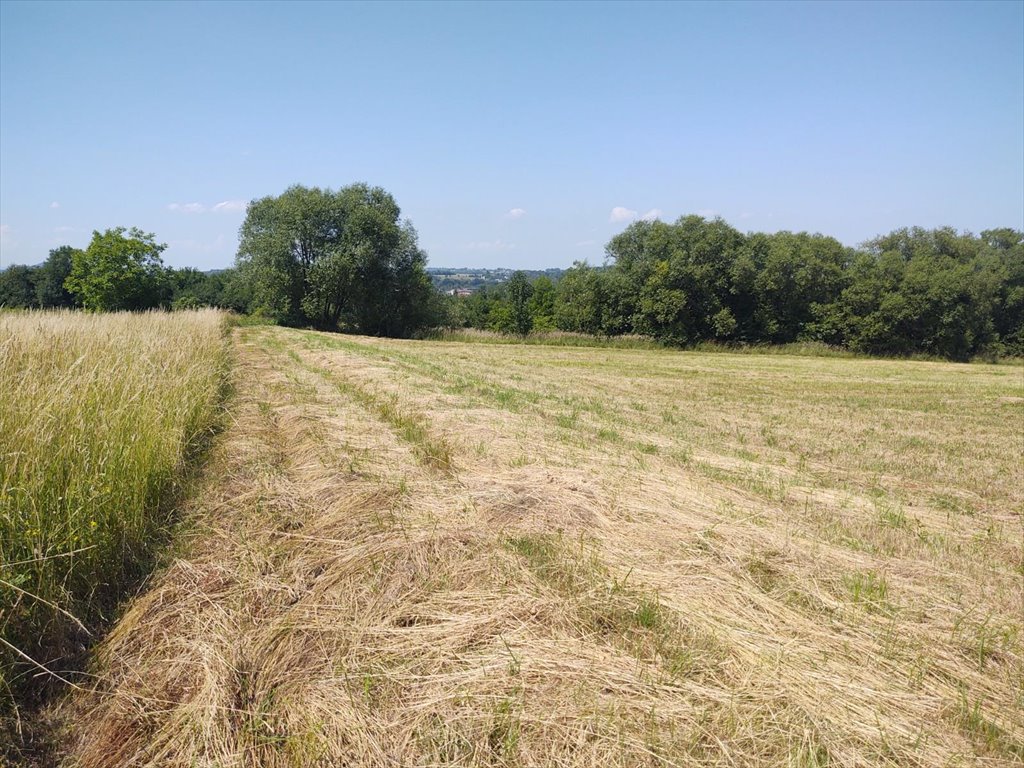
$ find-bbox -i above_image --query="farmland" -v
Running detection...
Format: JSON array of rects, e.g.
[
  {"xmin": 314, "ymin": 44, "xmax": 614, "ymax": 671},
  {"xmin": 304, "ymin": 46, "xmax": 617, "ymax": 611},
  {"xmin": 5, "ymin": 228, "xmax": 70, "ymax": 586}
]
[
  {"xmin": 54, "ymin": 324, "xmax": 1022, "ymax": 767},
  {"xmin": 0, "ymin": 310, "xmax": 229, "ymax": 754}
]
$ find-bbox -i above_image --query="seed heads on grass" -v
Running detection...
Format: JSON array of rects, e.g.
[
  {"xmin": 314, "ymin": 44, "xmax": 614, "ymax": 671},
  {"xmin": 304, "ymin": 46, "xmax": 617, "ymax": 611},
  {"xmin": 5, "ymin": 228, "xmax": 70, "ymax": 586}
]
[{"xmin": 0, "ymin": 309, "xmax": 229, "ymax": 737}]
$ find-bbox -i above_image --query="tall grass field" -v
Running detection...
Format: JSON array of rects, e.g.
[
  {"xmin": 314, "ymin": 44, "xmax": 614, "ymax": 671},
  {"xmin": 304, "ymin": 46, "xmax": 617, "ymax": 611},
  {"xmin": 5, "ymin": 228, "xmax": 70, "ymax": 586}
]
[{"xmin": 0, "ymin": 309, "xmax": 229, "ymax": 737}]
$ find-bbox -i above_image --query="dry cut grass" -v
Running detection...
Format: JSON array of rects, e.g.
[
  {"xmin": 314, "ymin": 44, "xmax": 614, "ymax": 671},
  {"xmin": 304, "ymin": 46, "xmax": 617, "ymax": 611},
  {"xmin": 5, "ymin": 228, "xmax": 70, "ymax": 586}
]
[
  {"xmin": 57, "ymin": 326, "xmax": 1023, "ymax": 767},
  {"xmin": 0, "ymin": 309, "xmax": 229, "ymax": 750}
]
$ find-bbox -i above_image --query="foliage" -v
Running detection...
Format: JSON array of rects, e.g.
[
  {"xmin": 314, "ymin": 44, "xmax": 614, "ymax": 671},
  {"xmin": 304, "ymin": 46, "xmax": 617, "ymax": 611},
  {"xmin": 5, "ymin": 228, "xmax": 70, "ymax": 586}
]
[
  {"xmin": 0, "ymin": 265, "xmax": 36, "ymax": 308},
  {"xmin": 36, "ymin": 246, "xmax": 80, "ymax": 308},
  {"xmin": 447, "ymin": 218, "xmax": 1021, "ymax": 361},
  {"xmin": 2, "ymin": 211, "xmax": 1019, "ymax": 361},
  {"xmin": 553, "ymin": 262, "xmax": 611, "ymax": 335},
  {"xmin": 527, "ymin": 275, "xmax": 557, "ymax": 331},
  {"xmin": 0, "ymin": 246, "xmax": 245, "ymax": 314},
  {"xmin": 810, "ymin": 227, "xmax": 1022, "ymax": 360},
  {"xmin": 66, "ymin": 227, "xmax": 171, "ymax": 311},
  {"xmin": 235, "ymin": 183, "xmax": 438, "ymax": 336},
  {"xmin": 502, "ymin": 271, "xmax": 534, "ymax": 335}
]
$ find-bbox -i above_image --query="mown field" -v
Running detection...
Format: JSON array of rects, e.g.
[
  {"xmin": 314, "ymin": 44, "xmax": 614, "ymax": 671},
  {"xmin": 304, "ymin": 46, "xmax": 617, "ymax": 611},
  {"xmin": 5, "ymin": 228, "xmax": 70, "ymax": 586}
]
[
  {"xmin": 0, "ymin": 310, "xmax": 229, "ymax": 758},
  {"xmin": 50, "ymin": 324, "xmax": 1023, "ymax": 768}
]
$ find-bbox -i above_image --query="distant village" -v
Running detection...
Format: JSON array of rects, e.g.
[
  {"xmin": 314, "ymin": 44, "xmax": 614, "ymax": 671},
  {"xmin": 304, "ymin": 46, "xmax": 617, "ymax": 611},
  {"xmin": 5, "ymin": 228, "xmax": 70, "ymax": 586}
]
[{"xmin": 427, "ymin": 267, "xmax": 565, "ymax": 295}]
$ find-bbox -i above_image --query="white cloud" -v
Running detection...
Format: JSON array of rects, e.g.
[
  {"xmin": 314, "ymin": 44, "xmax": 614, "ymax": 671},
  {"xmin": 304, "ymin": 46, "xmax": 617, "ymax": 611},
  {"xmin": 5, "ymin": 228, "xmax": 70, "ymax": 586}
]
[
  {"xmin": 465, "ymin": 239, "xmax": 516, "ymax": 252},
  {"xmin": 212, "ymin": 200, "xmax": 247, "ymax": 213},
  {"xmin": 168, "ymin": 200, "xmax": 248, "ymax": 214},
  {"xmin": 49, "ymin": 201, "xmax": 60, "ymax": 209},
  {"xmin": 609, "ymin": 206, "xmax": 638, "ymax": 223},
  {"xmin": 504, "ymin": 207, "xmax": 526, "ymax": 220},
  {"xmin": 640, "ymin": 209, "xmax": 663, "ymax": 222},
  {"xmin": 168, "ymin": 202, "xmax": 206, "ymax": 214},
  {"xmin": 0, "ymin": 224, "xmax": 10, "ymax": 240}
]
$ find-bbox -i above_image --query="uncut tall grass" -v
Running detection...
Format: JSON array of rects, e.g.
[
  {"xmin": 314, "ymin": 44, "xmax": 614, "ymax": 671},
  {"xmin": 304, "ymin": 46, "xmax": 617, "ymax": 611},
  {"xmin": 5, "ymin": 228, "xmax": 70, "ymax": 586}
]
[{"xmin": 0, "ymin": 309, "xmax": 229, "ymax": 712}]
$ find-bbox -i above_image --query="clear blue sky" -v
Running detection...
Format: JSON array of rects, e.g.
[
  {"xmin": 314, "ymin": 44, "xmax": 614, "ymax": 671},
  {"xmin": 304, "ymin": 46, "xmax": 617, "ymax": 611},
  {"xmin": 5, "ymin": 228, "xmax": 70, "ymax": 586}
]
[{"xmin": 1, "ymin": 0, "xmax": 1021, "ymax": 270}]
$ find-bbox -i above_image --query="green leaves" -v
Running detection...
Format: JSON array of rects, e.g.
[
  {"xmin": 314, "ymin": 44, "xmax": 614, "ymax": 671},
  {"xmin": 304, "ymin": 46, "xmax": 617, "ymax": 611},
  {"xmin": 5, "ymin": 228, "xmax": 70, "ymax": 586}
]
[
  {"xmin": 235, "ymin": 184, "xmax": 437, "ymax": 336},
  {"xmin": 65, "ymin": 227, "xmax": 169, "ymax": 311}
]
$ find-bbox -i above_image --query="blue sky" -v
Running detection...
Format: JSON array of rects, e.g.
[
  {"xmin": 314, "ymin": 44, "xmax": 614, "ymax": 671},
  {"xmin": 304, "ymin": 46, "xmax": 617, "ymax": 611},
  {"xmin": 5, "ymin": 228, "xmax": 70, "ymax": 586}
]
[{"xmin": 1, "ymin": 1, "xmax": 1021, "ymax": 270}]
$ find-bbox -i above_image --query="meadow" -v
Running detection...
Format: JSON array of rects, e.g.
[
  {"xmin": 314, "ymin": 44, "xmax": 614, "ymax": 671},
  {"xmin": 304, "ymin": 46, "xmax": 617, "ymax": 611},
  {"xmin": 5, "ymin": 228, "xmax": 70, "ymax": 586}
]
[
  {"xmin": 0, "ymin": 309, "xmax": 229, "ymax": 749},
  {"xmin": 55, "ymin": 325, "xmax": 1022, "ymax": 767}
]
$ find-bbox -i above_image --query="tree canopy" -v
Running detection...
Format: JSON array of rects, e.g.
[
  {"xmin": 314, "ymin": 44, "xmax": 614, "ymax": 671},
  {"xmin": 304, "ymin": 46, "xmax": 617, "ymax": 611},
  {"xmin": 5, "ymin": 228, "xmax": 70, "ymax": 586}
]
[
  {"xmin": 448, "ymin": 218, "xmax": 1023, "ymax": 361},
  {"xmin": 235, "ymin": 183, "xmax": 438, "ymax": 336},
  {"xmin": 35, "ymin": 246, "xmax": 80, "ymax": 308},
  {"xmin": 66, "ymin": 227, "xmax": 171, "ymax": 311}
]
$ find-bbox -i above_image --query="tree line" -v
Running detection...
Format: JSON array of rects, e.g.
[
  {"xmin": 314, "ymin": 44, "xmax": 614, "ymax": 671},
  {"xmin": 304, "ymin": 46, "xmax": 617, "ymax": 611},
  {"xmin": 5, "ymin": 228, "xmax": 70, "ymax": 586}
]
[
  {"xmin": 1, "ymin": 184, "xmax": 1020, "ymax": 360},
  {"xmin": 452, "ymin": 218, "xmax": 1023, "ymax": 361},
  {"xmin": 0, "ymin": 232, "xmax": 250, "ymax": 313},
  {"xmin": 0, "ymin": 184, "xmax": 440, "ymax": 339}
]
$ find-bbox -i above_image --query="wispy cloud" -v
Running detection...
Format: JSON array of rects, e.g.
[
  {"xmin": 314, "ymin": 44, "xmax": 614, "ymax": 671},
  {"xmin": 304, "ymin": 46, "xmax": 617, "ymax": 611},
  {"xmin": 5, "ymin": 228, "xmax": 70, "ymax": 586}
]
[
  {"xmin": 611, "ymin": 207, "xmax": 662, "ymax": 223},
  {"xmin": 212, "ymin": 200, "xmax": 247, "ymax": 213},
  {"xmin": 465, "ymin": 239, "xmax": 516, "ymax": 252},
  {"xmin": 609, "ymin": 206, "xmax": 638, "ymax": 223},
  {"xmin": 167, "ymin": 199, "xmax": 248, "ymax": 215},
  {"xmin": 168, "ymin": 202, "xmax": 206, "ymax": 214},
  {"xmin": 49, "ymin": 201, "xmax": 60, "ymax": 209},
  {"xmin": 504, "ymin": 207, "xmax": 526, "ymax": 220}
]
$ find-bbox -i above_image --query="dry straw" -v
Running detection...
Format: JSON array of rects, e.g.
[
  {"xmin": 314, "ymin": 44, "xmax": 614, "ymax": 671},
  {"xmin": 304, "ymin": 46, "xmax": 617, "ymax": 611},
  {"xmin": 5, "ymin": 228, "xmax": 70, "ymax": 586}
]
[{"xmin": 58, "ymin": 325, "xmax": 1023, "ymax": 767}]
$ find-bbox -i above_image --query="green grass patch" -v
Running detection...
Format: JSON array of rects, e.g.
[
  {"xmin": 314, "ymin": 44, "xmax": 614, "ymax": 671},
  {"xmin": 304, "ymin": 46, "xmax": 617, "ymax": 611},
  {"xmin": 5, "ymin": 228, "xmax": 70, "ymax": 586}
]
[
  {"xmin": 504, "ymin": 533, "xmax": 725, "ymax": 679},
  {"xmin": 842, "ymin": 570, "xmax": 893, "ymax": 614},
  {"xmin": 0, "ymin": 309, "xmax": 230, "ymax": 745},
  {"xmin": 953, "ymin": 693, "xmax": 1024, "ymax": 760}
]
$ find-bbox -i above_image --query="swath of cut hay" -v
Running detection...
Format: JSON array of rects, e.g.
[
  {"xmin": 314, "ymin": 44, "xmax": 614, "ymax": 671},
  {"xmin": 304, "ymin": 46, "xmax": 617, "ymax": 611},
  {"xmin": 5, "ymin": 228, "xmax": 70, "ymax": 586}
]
[{"xmin": 57, "ymin": 325, "xmax": 1023, "ymax": 767}]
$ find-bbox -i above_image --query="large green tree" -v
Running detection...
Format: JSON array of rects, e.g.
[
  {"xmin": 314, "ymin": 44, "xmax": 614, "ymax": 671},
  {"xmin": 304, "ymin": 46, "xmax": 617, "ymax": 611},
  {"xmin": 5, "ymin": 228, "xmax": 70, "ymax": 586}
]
[
  {"xmin": 607, "ymin": 216, "xmax": 743, "ymax": 343},
  {"xmin": 65, "ymin": 227, "xmax": 170, "ymax": 311},
  {"xmin": 554, "ymin": 262, "xmax": 609, "ymax": 335},
  {"xmin": 527, "ymin": 275, "xmax": 557, "ymax": 331},
  {"xmin": 236, "ymin": 183, "xmax": 437, "ymax": 336},
  {"xmin": 36, "ymin": 245, "xmax": 80, "ymax": 308},
  {"xmin": 504, "ymin": 271, "xmax": 534, "ymax": 335},
  {"xmin": 742, "ymin": 232, "xmax": 850, "ymax": 343},
  {"xmin": 0, "ymin": 265, "xmax": 37, "ymax": 308}
]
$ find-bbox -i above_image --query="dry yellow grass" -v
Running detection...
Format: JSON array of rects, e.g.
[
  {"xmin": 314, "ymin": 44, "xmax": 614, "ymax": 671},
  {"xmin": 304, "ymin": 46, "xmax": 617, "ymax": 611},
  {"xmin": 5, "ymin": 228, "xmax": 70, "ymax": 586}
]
[
  {"xmin": 57, "ymin": 326, "xmax": 1023, "ymax": 767},
  {"xmin": 0, "ymin": 309, "xmax": 229, "ymax": 755}
]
